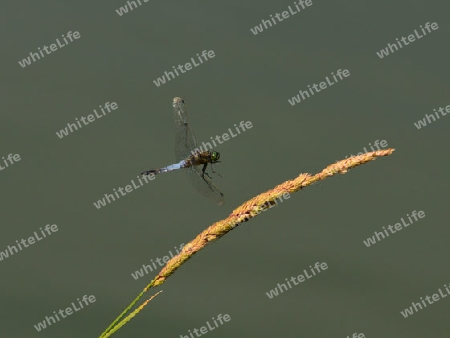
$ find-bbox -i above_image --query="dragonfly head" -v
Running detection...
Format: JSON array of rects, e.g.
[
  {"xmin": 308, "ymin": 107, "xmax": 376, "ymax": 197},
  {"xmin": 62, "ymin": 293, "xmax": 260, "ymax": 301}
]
[{"xmin": 210, "ymin": 151, "xmax": 220, "ymax": 162}]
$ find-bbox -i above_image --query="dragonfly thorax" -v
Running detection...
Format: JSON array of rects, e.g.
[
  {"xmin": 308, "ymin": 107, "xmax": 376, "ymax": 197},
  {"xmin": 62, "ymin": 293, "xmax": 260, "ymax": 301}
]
[{"xmin": 191, "ymin": 151, "xmax": 220, "ymax": 165}]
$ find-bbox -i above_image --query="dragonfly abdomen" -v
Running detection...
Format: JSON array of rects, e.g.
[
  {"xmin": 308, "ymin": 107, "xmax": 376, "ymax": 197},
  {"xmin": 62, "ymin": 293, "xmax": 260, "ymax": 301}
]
[{"xmin": 141, "ymin": 159, "xmax": 191, "ymax": 176}]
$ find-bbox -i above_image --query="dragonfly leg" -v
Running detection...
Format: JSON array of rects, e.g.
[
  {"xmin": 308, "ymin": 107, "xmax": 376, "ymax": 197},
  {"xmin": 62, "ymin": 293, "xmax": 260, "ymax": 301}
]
[
  {"xmin": 210, "ymin": 163, "xmax": 222, "ymax": 178},
  {"xmin": 201, "ymin": 163, "xmax": 213, "ymax": 179}
]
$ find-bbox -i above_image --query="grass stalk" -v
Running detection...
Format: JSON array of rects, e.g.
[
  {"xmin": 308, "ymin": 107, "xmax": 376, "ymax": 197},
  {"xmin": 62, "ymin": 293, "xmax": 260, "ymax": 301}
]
[{"xmin": 99, "ymin": 148, "xmax": 395, "ymax": 337}]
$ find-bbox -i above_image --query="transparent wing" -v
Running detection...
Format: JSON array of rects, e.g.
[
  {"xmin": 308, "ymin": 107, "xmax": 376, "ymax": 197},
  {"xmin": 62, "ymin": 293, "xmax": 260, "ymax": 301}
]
[
  {"xmin": 187, "ymin": 166, "xmax": 225, "ymax": 206},
  {"xmin": 173, "ymin": 97, "xmax": 197, "ymax": 162},
  {"xmin": 173, "ymin": 97, "xmax": 225, "ymax": 205}
]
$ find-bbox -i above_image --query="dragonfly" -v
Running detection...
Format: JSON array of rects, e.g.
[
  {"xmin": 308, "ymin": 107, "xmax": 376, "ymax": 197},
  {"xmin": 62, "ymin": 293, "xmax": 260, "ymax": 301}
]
[{"xmin": 141, "ymin": 97, "xmax": 225, "ymax": 205}]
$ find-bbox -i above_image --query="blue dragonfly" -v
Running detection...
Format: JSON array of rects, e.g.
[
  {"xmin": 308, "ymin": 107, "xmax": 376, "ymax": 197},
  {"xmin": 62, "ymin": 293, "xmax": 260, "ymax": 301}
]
[{"xmin": 141, "ymin": 97, "xmax": 225, "ymax": 205}]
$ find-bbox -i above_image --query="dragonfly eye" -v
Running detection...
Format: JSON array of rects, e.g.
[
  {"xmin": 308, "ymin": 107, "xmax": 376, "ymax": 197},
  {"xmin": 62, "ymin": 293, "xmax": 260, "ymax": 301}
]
[{"xmin": 212, "ymin": 152, "xmax": 220, "ymax": 161}]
